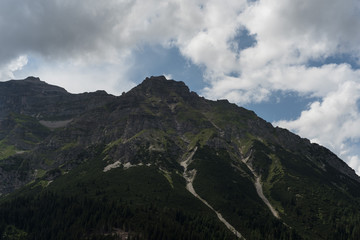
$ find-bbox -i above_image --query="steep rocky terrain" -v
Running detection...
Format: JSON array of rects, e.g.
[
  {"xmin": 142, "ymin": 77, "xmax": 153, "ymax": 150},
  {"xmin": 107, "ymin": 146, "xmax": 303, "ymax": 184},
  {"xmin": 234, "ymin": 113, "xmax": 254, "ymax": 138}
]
[
  {"xmin": 0, "ymin": 76, "xmax": 115, "ymax": 120},
  {"xmin": 0, "ymin": 76, "xmax": 360, "ymax": 239}
]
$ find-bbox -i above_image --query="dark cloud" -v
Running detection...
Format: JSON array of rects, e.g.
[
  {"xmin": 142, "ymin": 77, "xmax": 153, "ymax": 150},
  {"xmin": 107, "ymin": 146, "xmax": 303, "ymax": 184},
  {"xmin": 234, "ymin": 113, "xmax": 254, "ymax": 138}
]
[
  {"xmin": 2, "ymin": 0, "xmax": 360, "ymax": 173},
  {"xmin": 0, "ymin": 0, "xmax": 132, "ymax": 65}
]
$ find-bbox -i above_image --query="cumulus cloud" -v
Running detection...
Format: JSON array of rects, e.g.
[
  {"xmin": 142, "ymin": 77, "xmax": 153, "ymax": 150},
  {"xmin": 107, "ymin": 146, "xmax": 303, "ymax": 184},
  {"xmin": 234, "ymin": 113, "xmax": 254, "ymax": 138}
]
[
  {"xmin": 240, "ymin": 0, "xmax": 360, "ymax": 62},
  {"xmin": 275, "ymin": 83, "xmax": 360, "ymax": 174},
  {"xmin": 0, "ymin": 55, "xmax": 28, "ymax": 80},
  {"xmin": 186, "ymin": 0, "xmax": 360, "ymax": 174},
  {"xmin": 31, "ymin": 54, "xmax": 136, "ymax": 94},
  {"xmin": 201, "ymin": 0, "xmax": 360, "ymax": 102},
  {"xmin": 275, "ymin": 81, "xmax": 360, "ymax": 150},
  {"xmin": 1, "ymin": 0, "xmax": 360, "ymax": 173},
  {"xmin": 0, "ymin": 0, "xmax": 250, "ymax": 91},
  {"xmin": 348, "ymin": 156, "xmax": 360, "ymax": 175},
  {"xmin": 237, "ymin": 0, "xmax": 360, "ymax": 174},
  {"xmin": 189, "ymin": 0, "xmax": 360, "ymax": 174},
  {"xmin": 1, "ymin": 0, "xmax": 245, "ymax": 88}
]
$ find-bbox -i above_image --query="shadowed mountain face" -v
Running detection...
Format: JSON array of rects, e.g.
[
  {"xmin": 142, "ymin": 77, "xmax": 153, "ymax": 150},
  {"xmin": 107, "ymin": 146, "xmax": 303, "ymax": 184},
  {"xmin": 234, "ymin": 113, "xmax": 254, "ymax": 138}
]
[
  {"xmin": 0, "ymin": 76, "xmax": 115, "ymax": 121},
  {"xmin": 0, "ymin": 76, "xmax": 360, "ymax": 240}
]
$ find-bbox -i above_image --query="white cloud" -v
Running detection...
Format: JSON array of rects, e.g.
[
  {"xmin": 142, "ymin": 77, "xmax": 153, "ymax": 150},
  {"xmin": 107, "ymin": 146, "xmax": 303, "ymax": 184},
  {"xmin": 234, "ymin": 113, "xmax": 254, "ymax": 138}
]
[
  {"xmin": 0, "ymin": 55, "xmax": 28, "ymax": 80},
  {"xmin": 163, "ymin": 74, "xmax": 173, "ymax": 80},
  {"xmin": 275, "ymin": 82, "xmax": 360, "ymax": 147},
  {"xmin": 275, "ymin": 81, "xmax": 360, "ymax": 174},
  {"xmin": 194, "ymin": 0, "xmax": 360, "ymax": 174},
  {"xmin": 179, "ymin": 0, "xmax": 247, "ymax": 74},
  {"xmin": 2, "ymin": 0, "xmax": 360, "ymax": 173},
  {"xmin": 1, "ymin": 0, "xmax": 240, "ymax": 90},
  {"xmin": 240, "ymin": 0, "xmax": 360, "ymax": 62},
  {"xmin": 23, "ymin": 52, "xmax": 136, "ymax": 95},
  {"xmin": 198, "ymin": 0, "xmax": 360, "ymax": 104},
  {"xmin": 348, "ymin": 156, "xmax": 360, "ymax": 175}
]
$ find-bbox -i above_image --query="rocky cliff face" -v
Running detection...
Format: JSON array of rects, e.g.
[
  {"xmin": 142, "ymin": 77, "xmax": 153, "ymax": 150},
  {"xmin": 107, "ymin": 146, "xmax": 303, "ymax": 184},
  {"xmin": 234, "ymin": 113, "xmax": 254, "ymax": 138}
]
[
  {"xmin": 1, "ymin": 76, "xmax": 360, "ymax": 239},
  {"xmin": 0, "ymin": 76, "xmax": 115, "ymax": 120},
  {"xmin": 1, "ymin": 75, "xmax": 359, "ymax": 193}
]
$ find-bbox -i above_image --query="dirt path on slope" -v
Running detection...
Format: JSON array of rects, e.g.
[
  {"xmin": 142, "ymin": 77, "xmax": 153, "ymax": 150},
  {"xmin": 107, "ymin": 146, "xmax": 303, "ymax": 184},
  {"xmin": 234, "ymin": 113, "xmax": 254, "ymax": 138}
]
[
  {"xmin": 241, "ymin": 158, "xmax": 280, "ymax": 219},
  {"xmin": 181, "ymin": 148, "xmax": 245, "ymax": 239}
]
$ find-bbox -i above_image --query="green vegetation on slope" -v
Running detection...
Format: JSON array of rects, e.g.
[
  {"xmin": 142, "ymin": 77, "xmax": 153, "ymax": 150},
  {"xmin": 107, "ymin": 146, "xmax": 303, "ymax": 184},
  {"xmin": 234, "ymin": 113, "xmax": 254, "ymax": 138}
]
[
  {"xmin": 1, "ymin": 77, "xmax": 360, "ymax": 240},
  {"xmin": 0, "ymin": 144, "xmax": 236, "ymax": 240},
  {"xmin": 245, "ymin": 140, "xmax": 360, "ymax": 239},
  {"xmin": 0, "ymin": 141, "xmax": 18, "ymax": 160},
  {"xmin": 190, "ymin": 145, "xmax": 299, "ymax": 240},
  {"xmin": 0, "ymin": 192, "xmax": 236, "ymax": 240}
]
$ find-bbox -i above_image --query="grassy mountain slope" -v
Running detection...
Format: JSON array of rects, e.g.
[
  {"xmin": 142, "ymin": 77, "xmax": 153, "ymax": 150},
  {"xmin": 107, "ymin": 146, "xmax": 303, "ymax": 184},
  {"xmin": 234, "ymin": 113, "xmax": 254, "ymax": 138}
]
[{"xmin": 0, "ymin": 76, "xmax": 360, "ymax": 239}]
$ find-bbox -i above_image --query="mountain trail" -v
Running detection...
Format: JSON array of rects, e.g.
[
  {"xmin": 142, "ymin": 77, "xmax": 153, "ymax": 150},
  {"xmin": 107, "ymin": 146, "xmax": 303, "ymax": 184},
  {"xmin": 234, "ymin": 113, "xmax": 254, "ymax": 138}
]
[
  {"xmin": 241, "ymin": 157, "xmax": 280, "ymax": 219},
  {"xmin": 180, "ymin": 147, "xmax": 245, "ymax": 239}
]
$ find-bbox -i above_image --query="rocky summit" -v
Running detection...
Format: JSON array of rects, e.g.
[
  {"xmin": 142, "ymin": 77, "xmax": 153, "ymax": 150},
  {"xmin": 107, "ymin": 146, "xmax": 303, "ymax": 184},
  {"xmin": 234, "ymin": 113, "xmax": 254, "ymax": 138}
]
[{"xmin": 0, "ymin": 76, "xmax": 360, "ymax": 240}]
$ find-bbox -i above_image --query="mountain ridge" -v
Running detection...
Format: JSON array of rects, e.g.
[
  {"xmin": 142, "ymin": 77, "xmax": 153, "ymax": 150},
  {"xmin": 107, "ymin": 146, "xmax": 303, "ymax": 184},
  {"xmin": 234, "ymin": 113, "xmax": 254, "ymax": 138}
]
[
  {"xmin": 0, "ymin": 76, "xmax": 115, "ymax": 121},
  {"xmin": 1, "ymin": 76, "xmax": 360, "ymax": 239}
]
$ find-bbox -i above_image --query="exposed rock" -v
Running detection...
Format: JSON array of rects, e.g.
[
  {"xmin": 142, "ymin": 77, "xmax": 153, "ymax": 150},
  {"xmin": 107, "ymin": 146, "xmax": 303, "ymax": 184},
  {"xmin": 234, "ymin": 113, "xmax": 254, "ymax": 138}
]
[{"xmin": 0, "ymin": 75, "xmax": 359, "ymax": 197}]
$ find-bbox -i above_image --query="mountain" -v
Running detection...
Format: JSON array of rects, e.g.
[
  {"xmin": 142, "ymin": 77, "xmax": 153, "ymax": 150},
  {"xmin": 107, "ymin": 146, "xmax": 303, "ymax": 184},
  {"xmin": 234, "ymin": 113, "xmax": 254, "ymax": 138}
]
[{"xmin": 0, "ymin": 76, "xmax": 360, "ymax": 240}]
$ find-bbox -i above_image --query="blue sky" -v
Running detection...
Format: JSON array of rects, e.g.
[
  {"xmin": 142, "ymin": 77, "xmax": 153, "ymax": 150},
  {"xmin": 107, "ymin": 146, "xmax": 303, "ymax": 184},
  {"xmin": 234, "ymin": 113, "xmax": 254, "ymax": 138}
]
[{"xmin": 1, "ymin": 0, "xmax": 360, "ymax": 174}]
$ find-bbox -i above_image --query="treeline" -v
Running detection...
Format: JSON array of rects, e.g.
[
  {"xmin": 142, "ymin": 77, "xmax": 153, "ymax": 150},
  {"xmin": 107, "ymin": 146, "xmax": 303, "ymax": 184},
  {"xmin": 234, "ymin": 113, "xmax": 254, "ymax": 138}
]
[{"xmin": 0, "ymin": 192, "xmax": 235, "ymax": 240}]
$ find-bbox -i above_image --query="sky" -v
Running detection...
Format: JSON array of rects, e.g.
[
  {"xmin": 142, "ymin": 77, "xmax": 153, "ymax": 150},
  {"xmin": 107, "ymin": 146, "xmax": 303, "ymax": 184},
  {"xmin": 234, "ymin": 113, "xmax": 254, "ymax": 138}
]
[{"xmin": 1, "ymin": 0, "xmax": 360, "ymax": 174}]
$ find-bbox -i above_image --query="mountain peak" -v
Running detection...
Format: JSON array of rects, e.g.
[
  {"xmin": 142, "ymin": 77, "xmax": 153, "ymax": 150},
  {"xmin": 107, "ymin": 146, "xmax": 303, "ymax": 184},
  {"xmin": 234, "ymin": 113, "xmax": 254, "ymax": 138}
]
[
  {"xmin": 3, "ymin": 76, "xmax": 68, "ymax": 94},
  {"xmin": 128, "ymin": 75, "xmax": 196, "ymax": 101},
  {"xmin": 0, "ymin": 76, "xmax": 116, "ymax": 121},
  {"xmin": 2, "ymin": 76, "xmax": 360, "ymax": 239},
  {"xmin": 141, "ymin": 75, "xmax": 188, "ymax": 90},
  {"xmin": 24, "ymin": 76, "xmax": 41, "ymax": 82},
  {"xmin": 145, "ymin": 75, "xmax": 168, "ymax": 82}
]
